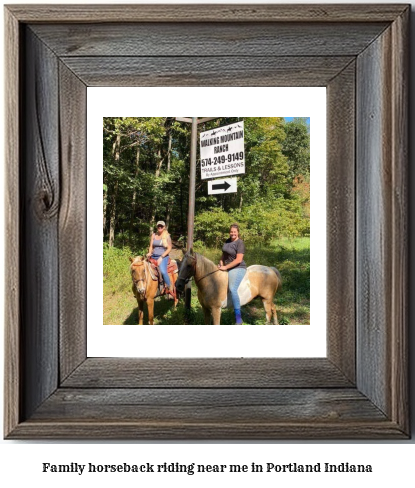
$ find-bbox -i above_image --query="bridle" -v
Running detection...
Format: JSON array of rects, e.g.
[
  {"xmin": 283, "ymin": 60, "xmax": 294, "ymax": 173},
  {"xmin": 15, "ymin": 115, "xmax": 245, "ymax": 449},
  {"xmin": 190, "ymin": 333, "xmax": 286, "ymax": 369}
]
[
  {"xmin": 180, "ymin": 255, "xmax": 196, "ymax": 285},
  {"xmin": 180, "ymin": 252, "xmax": 220, "ymax": 285},
  {"xmin": 131, "ymin": 260, "xmax": 148, "ymax": 298}
]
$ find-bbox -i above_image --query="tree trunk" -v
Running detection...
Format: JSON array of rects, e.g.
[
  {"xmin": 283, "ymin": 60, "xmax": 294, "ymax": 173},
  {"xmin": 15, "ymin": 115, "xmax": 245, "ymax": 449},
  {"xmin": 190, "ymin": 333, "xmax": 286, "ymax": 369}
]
[
  {"xmin": 167, "ymin": 130, "xmax": 172, "ymax": 172},
  {"xmin": 180, "ymin": 178, "xmax": 184, "ymax": 235},
  {"xmin": 150, "ymin": 146, "xmax": 164, "ymax": 236},
  {"xmin": 155, "ymin": 147, "xmax": 162, "ymax": 178},
  {"xmin": 129, "ymin": 146, "xmax": 140, "ymax": 246},
  {"xmin": 108, "ymin": 181, "xmax": 118, "ymax": 248},
  {"xmin": 166, "ymin": 205, "xmax": 171, "ymax": 229},
  {"xmin": 149, "ymin": 214, "xmax": 155, "ymax": 239},
  {"xmin": 109, "ymin": 134, "xmax": 120, "ymax": 248},
  {"xmin": 103, "ymin": 184, "xmax": 108, "ymax": 235},
  {"xmin": 239, "ymin": 192, "xmax": 243, "ymax": 211},
  {"xmin": 165, "ymin": 131, "xmax": 173, "ymax": 228}
]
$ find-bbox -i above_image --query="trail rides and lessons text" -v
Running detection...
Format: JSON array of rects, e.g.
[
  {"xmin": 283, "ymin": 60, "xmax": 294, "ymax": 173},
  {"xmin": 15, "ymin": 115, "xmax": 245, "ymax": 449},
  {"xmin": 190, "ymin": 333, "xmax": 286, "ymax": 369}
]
[{"xmin": 200, "ymin": 121, "xmax": 245, "ymax": 180}]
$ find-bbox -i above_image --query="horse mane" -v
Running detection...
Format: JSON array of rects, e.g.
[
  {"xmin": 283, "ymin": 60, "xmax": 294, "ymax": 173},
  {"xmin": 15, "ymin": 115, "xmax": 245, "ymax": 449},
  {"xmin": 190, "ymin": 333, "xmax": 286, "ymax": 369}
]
[
  {"xmin": 130, "ymin": 256, "xmax": 145, "ymax": 267},
  {"xmin": 194, "ymin": 252, "xmax": 218, "ymax": 278}
]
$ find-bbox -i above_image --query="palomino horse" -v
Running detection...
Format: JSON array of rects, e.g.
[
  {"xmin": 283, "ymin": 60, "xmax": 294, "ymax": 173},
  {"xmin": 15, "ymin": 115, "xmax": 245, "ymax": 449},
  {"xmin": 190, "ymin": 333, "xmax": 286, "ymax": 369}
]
[
  {"xmin": 129, "ymin": 256, "xmax": 178, "ymax": 325},
  {"xmin": 176, "ymin": 250, "xmax": 282, "ymax": 325}
]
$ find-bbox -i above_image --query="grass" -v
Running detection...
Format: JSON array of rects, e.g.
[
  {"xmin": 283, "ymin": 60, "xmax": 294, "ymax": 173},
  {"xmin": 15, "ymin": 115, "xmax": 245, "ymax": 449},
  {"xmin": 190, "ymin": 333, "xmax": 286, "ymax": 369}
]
[{"xmin": 103, "ymin": 237, "xmax": 310, "ymax": 325}]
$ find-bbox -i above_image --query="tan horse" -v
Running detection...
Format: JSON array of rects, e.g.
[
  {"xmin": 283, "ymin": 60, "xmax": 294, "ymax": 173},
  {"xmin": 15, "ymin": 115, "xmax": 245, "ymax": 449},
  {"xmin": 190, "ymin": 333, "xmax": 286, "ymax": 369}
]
[
  {"xmin": 129, "ymin": 256, "xmax": 178, "ymax": 325},
  {"xmin": 176, "ymin": 250, "xmax": 282, "ymax": 325}
]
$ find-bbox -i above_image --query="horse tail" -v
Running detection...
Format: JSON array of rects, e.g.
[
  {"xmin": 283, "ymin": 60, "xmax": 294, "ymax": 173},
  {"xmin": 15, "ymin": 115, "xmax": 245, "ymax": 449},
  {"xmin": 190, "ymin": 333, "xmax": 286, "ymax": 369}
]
[{"xmin": 271, "ymin": 267, "xmax": 282, "ymax": 291}]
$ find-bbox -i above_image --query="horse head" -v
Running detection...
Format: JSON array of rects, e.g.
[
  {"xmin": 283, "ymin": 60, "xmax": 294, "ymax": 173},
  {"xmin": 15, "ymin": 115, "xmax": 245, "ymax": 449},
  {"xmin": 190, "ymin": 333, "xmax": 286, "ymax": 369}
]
[
  {"xmin": 175, "ymin": 249, "xmax": 196, "ymax": 293},
  {"xmin": 129, "ymin": 256, "xmax": 147, "ymax": 296}
]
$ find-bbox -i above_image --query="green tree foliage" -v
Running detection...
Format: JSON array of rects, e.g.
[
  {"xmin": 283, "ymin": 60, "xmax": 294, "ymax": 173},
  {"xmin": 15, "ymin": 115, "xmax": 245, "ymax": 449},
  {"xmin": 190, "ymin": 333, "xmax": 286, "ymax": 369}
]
[
  {"xmin": 103, "ymin": 117, "xmax": 310, "ymax": 251},
  {"xmin": 282, "ymin": 117, "xmax": 310, "ymax": 182}
]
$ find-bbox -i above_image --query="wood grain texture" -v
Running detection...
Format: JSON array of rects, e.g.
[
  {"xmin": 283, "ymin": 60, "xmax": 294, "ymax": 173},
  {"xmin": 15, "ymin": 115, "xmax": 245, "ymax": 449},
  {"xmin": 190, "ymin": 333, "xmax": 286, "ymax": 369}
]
[
  {"xmin": 7, "ymin": 421, "xmax": 406, "ymax": 440},
  {"xmin": 62, "ymin": 358, "xmax": 352, "ymax": 388},
  {"xmin": 32, "ymin": 388, "xmax": 386, "ymax": 422},
  {"xmin": 389, "ymin": 8, "xmax": 409, "ymax": 432},
  {"xmin": 6, "ymin": 4, "xmax": 409, "ymax": 23},
  {"xmin": 4, "ymin": 6, "xmax": 21, "ymax": 438},
  {"xmin": 58, "ymin": 63, "xmax": 87, "ymax": 381},
  {"xmin": 31, "ymin": 22, "xmax": 388, "ymax": 57},
  {"xmin": 8, "ymin": 413, "xmax": 406, "ymax": 441},
  {"xmin": 61, "ymin": 56, "xmax": 354, "ymax": 87},
  {"xmin": 356, "ymin": 11, "xmax": 408, "ymax": 428},
  {"xmin": 21, "ymin": 28, "xmax": 60, "ymax": 419},
  {"xmin": 4, "ymin": 4, "xmax": 410, "ymax": 440},
  {"xmin": 357, "ymin": 31, "xmax": 391, "ymax": 416},
  {"xmin": 326, "ymin": 62, "xmax": 356, "ymax": 383}
]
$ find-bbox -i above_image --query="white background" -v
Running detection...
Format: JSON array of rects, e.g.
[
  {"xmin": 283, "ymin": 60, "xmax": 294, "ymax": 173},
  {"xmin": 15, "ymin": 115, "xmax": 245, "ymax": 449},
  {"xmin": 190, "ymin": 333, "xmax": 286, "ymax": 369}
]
[
  {"xmin": 1, "ymin": 0, "xmax": 415, "ymax": 486},
  {"xmin": 87, "ymin": 87, "xmax": 326, "ymax": 357}
]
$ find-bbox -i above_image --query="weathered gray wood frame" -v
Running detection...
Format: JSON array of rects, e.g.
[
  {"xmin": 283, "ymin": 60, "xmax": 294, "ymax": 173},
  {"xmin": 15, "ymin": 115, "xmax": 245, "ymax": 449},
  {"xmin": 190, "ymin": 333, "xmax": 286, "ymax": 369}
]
[{"xmin": 4, "ymin": 4, "xmax": 409, "ymax": 439}]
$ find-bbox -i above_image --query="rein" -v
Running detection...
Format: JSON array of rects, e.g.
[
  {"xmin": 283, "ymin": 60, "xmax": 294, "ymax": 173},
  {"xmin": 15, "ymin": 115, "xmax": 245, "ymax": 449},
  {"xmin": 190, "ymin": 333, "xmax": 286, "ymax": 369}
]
[
  {"xmin": 195, "ymin": 269, "xmax": 220, "ymax": 284},
  {"xmin": 184, "ymin": 253, "xmax": 220, "ymax": 285}
]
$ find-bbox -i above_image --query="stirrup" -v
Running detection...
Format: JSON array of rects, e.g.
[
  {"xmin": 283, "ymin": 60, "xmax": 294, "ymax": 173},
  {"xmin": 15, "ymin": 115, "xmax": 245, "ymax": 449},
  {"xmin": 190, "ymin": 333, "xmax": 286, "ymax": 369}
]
[{"xmin": 164, "ymin": 285, "xmax": 175, "ymax": 300}]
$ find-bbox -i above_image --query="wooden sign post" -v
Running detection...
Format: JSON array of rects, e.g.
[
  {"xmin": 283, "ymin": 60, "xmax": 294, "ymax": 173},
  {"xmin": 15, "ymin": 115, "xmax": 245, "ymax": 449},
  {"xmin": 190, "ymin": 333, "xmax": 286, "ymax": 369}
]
[{"xmin": 175, "ymin": 117, "xmax": 221, "ymax": 315}]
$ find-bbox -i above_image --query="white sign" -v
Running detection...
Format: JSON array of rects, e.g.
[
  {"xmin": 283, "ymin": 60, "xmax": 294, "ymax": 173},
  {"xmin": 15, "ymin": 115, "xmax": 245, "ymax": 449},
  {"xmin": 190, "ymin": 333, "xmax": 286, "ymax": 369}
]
[
  {"xmin": 200, "ymin": 121, "xmax": 245, "ymax": 180},
  {"xmin": 208, "ymin": 177, "xmax": 237, "ymax": 195}
]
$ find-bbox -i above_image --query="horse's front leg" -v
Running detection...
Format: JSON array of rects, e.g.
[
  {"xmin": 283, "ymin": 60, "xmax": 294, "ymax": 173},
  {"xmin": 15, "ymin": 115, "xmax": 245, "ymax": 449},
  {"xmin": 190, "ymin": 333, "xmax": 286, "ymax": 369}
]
[
  {"xmin": 137, "ymin": 299, "xmax": 144, "ymax": 325},
  {"xmin": 133, "ymin": 285, "xmax": 145, "ymax": 325},
  {"xmin": 147, "ymin": 298, "xmax": 154, "ymax": 325},
  {"xmin": 202, "ymin": 305, "xmax": 212, "ymax": 325},
  {"xmin": 211, "ymin": 307, "xmax": 222, "ymax": 325},
  {"xmin": 172, "ymin": 273, "xmax": 178, "ymax": 308}
]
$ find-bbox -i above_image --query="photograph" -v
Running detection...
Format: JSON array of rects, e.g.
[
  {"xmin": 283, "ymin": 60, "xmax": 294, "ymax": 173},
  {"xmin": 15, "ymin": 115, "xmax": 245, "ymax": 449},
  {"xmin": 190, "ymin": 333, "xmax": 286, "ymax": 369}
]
[
  {"xmin": 3, "ymin": 1, "xmax": 409, "ymax": 445},
  {"xmin": 103, "ymin": 117, "xmax": 311, "ymax": 326}
]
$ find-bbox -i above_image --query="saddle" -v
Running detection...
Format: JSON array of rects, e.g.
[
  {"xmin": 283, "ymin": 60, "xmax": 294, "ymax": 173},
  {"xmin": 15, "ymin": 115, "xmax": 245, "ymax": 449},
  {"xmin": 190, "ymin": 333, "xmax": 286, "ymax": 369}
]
[{"xmin": 148, "ymin": 258, "xmax": 179, "ymax": 299}]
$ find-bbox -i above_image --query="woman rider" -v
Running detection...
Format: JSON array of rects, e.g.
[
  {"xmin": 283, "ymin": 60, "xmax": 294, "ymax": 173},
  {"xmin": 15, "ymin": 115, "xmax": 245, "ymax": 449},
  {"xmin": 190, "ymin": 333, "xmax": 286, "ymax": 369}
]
[
  {"xmin": 147, "ymin": 221, "xmax": 174, "ymax": 294},
  {"xmin": 217, "ymin": 224, "xmax": 246, "ymax": 325}
]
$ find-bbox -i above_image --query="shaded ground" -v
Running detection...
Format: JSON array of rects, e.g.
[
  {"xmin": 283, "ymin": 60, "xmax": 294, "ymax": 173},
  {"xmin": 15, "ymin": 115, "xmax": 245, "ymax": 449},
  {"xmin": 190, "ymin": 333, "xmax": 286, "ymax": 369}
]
[{"xmin": 103, "ymin": 237, "xmax": 310, "ymax": 325}]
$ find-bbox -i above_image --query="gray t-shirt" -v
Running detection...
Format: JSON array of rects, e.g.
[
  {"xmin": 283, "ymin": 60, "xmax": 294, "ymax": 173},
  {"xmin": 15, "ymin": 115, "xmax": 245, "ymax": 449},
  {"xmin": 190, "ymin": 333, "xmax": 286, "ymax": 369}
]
[{"xmin": 222, "ymin": 238, "xmax": 246, "ymax": 269}]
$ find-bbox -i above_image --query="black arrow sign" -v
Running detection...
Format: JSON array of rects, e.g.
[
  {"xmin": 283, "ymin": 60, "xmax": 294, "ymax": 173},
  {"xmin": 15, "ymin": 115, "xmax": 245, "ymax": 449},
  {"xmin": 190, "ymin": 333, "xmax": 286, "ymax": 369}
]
[{"xmin": 212, "ymin": 181, "xmax": 231, "ymax": 191}]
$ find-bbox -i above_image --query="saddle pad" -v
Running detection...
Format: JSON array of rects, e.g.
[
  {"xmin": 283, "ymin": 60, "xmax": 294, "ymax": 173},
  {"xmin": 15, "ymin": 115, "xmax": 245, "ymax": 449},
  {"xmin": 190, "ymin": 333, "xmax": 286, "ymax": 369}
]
[
  {"xmin": 149, "ymin": 257, "xmax": 170, "ymax": 267},
  {"xmin": 168, "ymin": 261, "xmax": 178, "ymax": 274},
  {"xmin": 148, "ymin": 259, "xmax": 178, "ymax": 281}
]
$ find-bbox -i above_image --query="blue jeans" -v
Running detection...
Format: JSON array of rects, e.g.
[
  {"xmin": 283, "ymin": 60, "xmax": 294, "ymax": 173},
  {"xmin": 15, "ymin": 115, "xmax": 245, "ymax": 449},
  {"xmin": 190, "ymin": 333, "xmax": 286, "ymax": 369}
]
[
  {"xmin": 228, "ymin": 267, "xmax": 246, "ymax": 310},
  {"xmin": 152, "ymin": 255, "xmax": 170, "ymax": 287}
]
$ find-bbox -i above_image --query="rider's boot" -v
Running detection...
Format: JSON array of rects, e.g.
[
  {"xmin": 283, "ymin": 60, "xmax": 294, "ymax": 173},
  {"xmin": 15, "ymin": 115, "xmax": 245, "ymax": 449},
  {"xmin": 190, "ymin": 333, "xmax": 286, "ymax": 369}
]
[
  {"xmin": 235, "ymin": 309, "xmax": 243, "ymax": 325},
  {"xmin": 164, "ymin": 281, "xmax": 175, "ymax": 300}
]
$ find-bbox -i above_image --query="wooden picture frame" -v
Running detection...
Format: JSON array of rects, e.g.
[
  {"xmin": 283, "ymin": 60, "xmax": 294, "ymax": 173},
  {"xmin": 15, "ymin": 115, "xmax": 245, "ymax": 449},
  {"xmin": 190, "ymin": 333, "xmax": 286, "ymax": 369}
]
[{"xmin": 4, "ymin": 4, "xmax": 409, "ymax": 439}]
